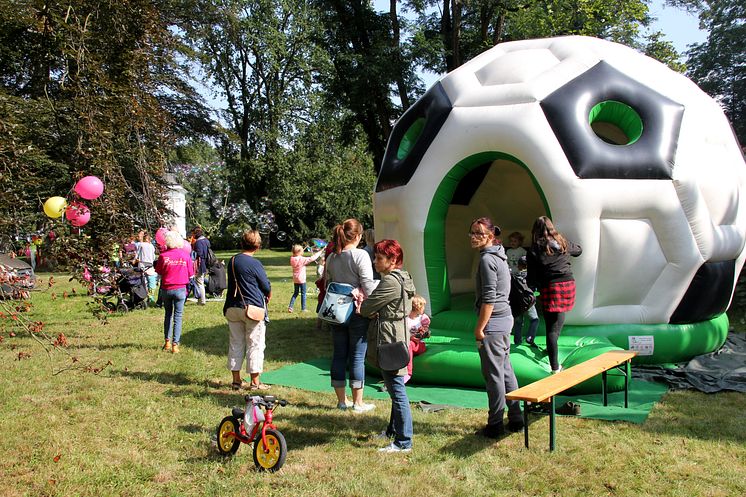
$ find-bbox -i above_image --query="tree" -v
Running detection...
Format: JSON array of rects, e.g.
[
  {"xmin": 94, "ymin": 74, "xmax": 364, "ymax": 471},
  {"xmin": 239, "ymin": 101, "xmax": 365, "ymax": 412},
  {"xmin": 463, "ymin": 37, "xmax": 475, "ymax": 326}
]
[
  {"xmin": 313, "ymin": 0, "xmax": 414, "ymax": 170},
  {"xmin": 179, "ymin": 0, "xmax": 324, "ymax": 201},
  {"xmin": 0, "ymin": 1, "xmax": 213, "ymax": 256},
  {"xmin": 407, "ymin": 0, "xmax": 681, "ymax": 72},
  {"xmin": 679, "ymin": 0, "xmax": 745, "ymax": 144}
]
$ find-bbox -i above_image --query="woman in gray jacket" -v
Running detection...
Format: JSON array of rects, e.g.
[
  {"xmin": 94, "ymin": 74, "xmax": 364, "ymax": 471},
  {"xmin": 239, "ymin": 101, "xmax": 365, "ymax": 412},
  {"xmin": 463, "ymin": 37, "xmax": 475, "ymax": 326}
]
[
  {"xmin": 360, "ymin": 239, "xmax": 416, "ymax": 453},
  {"xmin": 470, "ymin": 217, "xmax": 523, "ymax": 439}
]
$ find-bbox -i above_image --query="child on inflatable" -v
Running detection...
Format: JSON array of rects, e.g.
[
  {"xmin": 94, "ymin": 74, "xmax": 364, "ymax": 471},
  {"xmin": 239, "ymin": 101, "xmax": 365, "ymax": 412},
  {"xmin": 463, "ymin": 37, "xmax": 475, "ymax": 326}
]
[
  {"xmin": 404, "ymin": 294, "xmax": 431, "ymax": 383},
  {"xmin": 512, "ymin": 256, "xmax": 539, "ymax": 346},
  {"xmin": 505, "ymin": 231, "xmax": 527, "ymax": 275}
]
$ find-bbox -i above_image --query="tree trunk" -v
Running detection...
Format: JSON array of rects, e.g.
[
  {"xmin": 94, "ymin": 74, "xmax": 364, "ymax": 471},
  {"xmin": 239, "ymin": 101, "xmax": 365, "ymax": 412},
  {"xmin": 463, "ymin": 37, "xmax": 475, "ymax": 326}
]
[
  {"xmin": 451, "ymin": 0, "xmax": 462, "ymax": 70},
  {"xmin": 390, "ymin": 0, "xmax": 410, "ymax": 111}
]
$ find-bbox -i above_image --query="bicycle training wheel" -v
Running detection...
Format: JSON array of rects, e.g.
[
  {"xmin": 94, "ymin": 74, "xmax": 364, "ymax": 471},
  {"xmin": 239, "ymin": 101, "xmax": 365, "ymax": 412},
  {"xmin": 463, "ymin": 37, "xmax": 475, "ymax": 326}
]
[
  {"xmin": 252, "ymin": 429, "xmax": 287, "ymax": 472},
  {"xmin": 216, "ymin": 416, "xmax": 241, "ymax": 455}
]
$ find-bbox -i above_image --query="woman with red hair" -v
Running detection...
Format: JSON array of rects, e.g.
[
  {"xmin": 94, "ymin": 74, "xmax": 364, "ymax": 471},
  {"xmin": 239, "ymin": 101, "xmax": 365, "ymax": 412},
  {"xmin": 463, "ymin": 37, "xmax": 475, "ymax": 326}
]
[{"xmin": 361, "ymin": 239, "xmax": 416, "ymax": 453}]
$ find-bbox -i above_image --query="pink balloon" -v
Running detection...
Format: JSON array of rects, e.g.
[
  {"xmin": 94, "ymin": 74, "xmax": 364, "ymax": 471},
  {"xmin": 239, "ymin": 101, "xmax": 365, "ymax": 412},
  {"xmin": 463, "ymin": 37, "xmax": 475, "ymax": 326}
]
[
  {"xmin": 74, "ymin": 176, "xmax": 104, "ymax": 200},
  {"xmin": 65, "ymin": 202, "xmax": 91, "ymax": 227},
  {"xmin": 155, "ymin": 227, "xmax": 168, "ymax": 249}
]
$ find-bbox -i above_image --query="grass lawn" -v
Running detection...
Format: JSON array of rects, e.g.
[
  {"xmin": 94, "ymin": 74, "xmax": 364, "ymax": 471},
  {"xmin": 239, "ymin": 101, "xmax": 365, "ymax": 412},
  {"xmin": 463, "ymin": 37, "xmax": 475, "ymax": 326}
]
[{"xmin": 1, "ymin": 249, "xmax": 744, "ymax": 497}]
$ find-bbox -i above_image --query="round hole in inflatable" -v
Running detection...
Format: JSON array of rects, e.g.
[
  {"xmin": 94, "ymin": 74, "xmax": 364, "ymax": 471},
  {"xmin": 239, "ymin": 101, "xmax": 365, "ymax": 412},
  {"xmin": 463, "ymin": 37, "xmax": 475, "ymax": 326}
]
[
  {"xmin": 397, "ymin": 117, "xmax": 425, "ymax": 160},
  {"xmin": 588, "ymin": 100, "xmax": 643, "ymax": 145}
]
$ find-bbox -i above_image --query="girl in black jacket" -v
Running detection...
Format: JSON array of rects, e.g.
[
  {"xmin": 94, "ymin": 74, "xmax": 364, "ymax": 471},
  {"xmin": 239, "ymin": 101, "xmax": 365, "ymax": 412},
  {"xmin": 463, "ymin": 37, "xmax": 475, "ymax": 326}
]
[{"xmin": 526, "ymin": 216, "xmax": 582, "ymax": 373}]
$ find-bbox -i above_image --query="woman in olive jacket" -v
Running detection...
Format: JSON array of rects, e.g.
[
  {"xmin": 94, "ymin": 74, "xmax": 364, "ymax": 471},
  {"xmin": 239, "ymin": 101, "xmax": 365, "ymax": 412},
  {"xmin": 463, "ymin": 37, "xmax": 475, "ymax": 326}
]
[{"xmin": 360, "ymin": 239, "xmax": 416, "ymax": 453}]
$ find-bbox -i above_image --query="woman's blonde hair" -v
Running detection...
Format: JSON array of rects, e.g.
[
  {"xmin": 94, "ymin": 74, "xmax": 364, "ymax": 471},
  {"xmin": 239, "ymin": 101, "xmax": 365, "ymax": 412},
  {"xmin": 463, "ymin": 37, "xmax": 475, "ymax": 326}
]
[
  {"xmin": 332, "ymin": 219, "xmax": 363, "ymax": 254},
  {"xmin": 164, "ymin": 231, "xmax": 182, "ymax": 249},
  {"xmin": 291, "ymin": 244, "xmax": 303, "ymax": 255}
]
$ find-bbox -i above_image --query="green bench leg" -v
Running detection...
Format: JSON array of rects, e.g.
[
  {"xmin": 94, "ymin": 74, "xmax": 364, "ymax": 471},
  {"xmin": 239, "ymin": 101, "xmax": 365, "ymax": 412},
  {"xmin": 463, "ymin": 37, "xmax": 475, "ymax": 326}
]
[
  {"xmin": 523, "ymin": 401, "xmax": 529, "ymax": 449},
  {"xmin": 624, "ymin": 360, "xmax": 630, "ymax": 408},
  {"xmin": 549, "ymin": 396, "xmax": 555, "ymax": 452}
]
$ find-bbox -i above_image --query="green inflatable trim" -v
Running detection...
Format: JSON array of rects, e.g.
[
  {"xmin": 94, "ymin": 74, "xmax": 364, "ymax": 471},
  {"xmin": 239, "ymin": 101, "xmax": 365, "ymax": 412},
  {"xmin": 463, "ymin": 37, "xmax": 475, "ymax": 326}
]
[
  {"xmin": 589, "ymin": 100, "xmax": 643, "ymax": 145},
  {"xmin": 423, "ymin": 152, "xmax": 550, "ymax": 315},
  {"xmin": 397, "ymin": 117, "xmax": 425, "ymax": 160},
  {"xmin": 562, "ymin": 313, "xmax": 729, "ymax": 365}
]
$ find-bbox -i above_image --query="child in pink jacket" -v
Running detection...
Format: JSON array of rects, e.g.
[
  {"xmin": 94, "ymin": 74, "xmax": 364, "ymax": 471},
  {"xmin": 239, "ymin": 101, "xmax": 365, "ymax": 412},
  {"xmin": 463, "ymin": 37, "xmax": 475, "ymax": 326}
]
[{"xmin": 288, "ymin": 244, "xmax": 324, "ymax": 312}]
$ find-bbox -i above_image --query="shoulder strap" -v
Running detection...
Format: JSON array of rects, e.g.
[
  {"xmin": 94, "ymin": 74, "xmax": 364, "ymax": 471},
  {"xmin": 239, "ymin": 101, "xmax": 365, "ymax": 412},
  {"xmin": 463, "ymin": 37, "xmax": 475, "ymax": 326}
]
[{"xmin": 231, "ymin": 256, "xmax": 244, "ymax": 301}]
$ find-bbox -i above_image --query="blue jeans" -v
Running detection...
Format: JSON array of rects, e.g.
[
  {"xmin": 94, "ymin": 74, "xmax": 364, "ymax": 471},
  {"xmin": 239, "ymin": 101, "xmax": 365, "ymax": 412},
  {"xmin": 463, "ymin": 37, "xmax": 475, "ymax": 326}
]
[
  {"xmin": 330, "ymin": 314, "xmax": 369, "ymax": 389},
  {"xmin": 289, "ymin": 282, "xmax": 307, "ymax": 310},
  {"xmin": 163, "ymin": 287, "xmax": 186, "ymax": 344},
  {"xmin": 512, "ymin": 304, "xmax": 539, "ymax": 344},
  {"xmin": 382, "ymin": 371, "xmax": 413, "ymax": 449}
]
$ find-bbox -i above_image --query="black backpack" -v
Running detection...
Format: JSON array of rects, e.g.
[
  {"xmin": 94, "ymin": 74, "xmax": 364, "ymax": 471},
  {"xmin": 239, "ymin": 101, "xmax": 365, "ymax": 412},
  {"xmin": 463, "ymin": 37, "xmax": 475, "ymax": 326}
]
[
  {"xmin": 205, "ymin": 248, "xmax": 218, "ymax": 268},
  {"xmin": 207, "ymin": 260, "xmax": 227, "ymax": 297},
  {"xmin": 509, "ymin": 273, "xmax": 536, "ymax": 316}
]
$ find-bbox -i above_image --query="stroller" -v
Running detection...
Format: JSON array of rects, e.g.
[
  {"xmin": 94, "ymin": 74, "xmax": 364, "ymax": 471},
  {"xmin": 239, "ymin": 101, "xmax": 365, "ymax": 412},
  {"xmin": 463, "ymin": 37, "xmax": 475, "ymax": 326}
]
[{"xmin": 101, "ymin": 266, "xmax": 149, "ymax": 312}]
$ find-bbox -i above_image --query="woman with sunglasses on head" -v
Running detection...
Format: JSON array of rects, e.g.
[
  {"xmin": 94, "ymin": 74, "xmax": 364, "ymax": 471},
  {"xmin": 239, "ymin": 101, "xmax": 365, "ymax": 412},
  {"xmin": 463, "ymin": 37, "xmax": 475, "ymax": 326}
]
[
  {"xmin": 526, "ymin": 216, "xmax": 582, "ymax": 374},
  {"xmin": 324, "ymin": 218, "xmax": 378, "ymax": 412},
  {"xmin": 470, "ymin": 217, "xmax": 524, "ymax": 439}
]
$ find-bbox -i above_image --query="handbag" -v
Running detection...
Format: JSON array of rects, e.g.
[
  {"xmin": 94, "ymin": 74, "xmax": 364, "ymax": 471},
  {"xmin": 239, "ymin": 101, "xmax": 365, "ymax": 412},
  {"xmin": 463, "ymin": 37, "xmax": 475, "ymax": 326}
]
[
  {"xmin": 231, "ymin": 256, "xmax": 266, "ymax": 322},
  {"xmin": 318, "ymin": 282, "xmax": 355, "ymax": 324},
  {"xmin": 376, "ymin": 273, "xmax": 410, "ymax": 371},
  {"xmin": 377, "ymin": 340, "xmax": 410, "ymax": 371}
]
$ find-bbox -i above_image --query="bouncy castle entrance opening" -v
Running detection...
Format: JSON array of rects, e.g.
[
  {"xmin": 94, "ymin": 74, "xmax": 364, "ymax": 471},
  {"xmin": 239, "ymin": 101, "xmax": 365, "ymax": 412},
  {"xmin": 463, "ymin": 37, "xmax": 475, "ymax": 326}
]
[{"xmin": 424, "ymin": 153, "xmax": 549, "ymax": 315}]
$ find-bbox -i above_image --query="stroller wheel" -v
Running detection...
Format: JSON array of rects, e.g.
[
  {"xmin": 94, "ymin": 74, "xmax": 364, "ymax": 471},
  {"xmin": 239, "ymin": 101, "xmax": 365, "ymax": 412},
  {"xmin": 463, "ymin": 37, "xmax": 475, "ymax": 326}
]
[
  {"xmin": 135, "ymin": 300, "xmax": 148, "ymax": 310},
  {"xmin": 116, "ymin": 302, "xmax": 129, "ymax": 313}
]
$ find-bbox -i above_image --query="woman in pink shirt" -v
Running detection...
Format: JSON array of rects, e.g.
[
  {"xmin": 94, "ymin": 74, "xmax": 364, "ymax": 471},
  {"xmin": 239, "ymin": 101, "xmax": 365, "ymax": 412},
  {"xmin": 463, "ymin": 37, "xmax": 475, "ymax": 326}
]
[
  {"xmin": 288, "ymin": 244, "xmax": 323, "ymax": 312},
  {"xmin": 155, "ymin": 231, "xmax": 194, "ymax": 353}
]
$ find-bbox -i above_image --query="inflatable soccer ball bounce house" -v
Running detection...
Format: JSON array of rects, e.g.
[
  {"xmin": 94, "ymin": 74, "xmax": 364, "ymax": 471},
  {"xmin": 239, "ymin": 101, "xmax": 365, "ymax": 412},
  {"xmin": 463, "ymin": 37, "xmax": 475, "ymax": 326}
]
[{"xmin": 373, "ymin": 36, "xmax": 746, "ymax": 393}]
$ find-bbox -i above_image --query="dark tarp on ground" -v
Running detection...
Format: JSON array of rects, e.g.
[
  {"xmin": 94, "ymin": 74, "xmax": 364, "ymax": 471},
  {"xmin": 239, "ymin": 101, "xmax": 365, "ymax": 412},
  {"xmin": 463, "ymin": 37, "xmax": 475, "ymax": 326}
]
[{"xmin": 633, "ymin": 332, "xmax": 746, "ymax": 393}]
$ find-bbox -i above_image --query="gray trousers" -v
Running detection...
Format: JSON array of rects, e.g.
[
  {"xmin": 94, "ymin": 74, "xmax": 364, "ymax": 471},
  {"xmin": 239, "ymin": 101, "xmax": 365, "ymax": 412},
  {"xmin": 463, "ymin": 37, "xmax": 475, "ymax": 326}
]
[{"xmin": 478, "ymin": 333, "xmax": 522, "ymax": 426}]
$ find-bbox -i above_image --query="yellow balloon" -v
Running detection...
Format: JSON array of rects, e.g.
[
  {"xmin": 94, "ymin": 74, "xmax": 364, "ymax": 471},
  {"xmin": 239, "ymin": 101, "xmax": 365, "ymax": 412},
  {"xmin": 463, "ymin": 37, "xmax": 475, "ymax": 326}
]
[{"xmin": 43, "ymin": 196, "xmax": 67, "ymax": 219}]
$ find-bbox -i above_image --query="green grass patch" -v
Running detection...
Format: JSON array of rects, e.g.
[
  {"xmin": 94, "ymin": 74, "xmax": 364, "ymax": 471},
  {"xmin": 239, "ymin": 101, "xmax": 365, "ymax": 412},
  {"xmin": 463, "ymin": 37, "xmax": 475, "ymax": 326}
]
[{"xmin": 1, "ymin": 249, "xmax": 744, "ymax": 496}]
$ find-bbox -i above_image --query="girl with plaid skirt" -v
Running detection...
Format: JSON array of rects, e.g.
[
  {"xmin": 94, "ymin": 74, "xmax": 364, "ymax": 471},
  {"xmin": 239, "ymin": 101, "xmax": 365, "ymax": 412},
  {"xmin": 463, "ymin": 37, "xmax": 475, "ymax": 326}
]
[{"xmin": 526, "ymin": 216, "xmax": 582, "ymax": 373}]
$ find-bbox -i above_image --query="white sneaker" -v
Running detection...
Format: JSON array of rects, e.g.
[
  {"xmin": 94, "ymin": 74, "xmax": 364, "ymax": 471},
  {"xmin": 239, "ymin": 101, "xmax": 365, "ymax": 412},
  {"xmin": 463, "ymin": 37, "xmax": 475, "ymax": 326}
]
[
  {"xmin": 352, "ymin": 403, "xmax": 376, "ymax": 413},
  {"xmin": 551, "ymin": 366, "xmax": 563, "ymax": 374},
  {"xmin": 337, "ymin": 401, "xmax": 353, "ymax": 410},
  {"xmin": 378, "ymin": 443, "xmax": 412, "ymax": 453}
]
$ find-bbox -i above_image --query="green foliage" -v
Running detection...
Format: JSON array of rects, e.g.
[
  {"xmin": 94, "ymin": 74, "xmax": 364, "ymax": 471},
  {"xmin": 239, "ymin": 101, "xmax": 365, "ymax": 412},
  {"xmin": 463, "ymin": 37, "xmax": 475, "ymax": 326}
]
[
  {"xmin": 683, "ymin": 0, "xmax": 745, "ymax": 144},
  {"xmin": 408, "ymin": 0, "xmax": 654, "ymax": 72},
  {"xmin": 643, "ymin": 31, "xmax": 686, "ymax": 72},
  {"xmin": 266, "ymin": 118, "xmax": 376, "ymax": 245}
]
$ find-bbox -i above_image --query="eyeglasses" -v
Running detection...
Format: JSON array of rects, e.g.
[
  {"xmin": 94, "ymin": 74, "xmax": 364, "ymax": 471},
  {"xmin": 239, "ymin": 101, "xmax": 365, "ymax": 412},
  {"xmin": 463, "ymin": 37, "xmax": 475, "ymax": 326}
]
[{"xmin": 468, "ymin": 231, "xmax": 490, "ymax": 238}]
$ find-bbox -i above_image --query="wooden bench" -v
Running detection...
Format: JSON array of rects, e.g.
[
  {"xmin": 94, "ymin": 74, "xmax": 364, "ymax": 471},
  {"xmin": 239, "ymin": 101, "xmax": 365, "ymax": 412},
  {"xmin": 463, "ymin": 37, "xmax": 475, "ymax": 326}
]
[{"xmin": 506, "ymin": 350, "xmax": 638, "ymax": 451}]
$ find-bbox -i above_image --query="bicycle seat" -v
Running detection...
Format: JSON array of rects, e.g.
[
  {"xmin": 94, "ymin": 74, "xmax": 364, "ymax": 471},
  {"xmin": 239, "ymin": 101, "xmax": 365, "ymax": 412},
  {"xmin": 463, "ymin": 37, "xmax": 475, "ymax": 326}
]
[
  {"xmin": 262, "ymin": 395, "xmax": 276, "ymax": 403},
  {"xmin": 231, "ymin": 407, "xmax": 244, "ymax": 418}
]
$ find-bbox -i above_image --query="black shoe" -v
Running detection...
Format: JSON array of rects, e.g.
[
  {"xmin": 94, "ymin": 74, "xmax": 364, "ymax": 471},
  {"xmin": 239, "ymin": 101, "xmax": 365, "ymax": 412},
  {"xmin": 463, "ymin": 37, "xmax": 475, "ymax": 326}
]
[
  {"xmin": 556, "ymin": 401, "xmax": 581, "ymax": 416},
  {"xmin": 507, "ymin": 420, "xmax": 525, "ymax": 433},
  {"xmin": 476, "ymin": 423, "xmax": 505, "ymax": 439},
  {"xmin": 525, "ymin": 338, "xmax": 536, "ymax": 347}
]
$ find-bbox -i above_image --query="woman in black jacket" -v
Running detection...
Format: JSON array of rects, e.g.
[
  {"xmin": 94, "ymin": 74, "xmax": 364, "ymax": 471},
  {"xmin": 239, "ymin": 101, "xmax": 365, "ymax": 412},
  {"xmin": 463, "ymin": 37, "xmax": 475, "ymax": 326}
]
[{"xmin": 526, "ymin": 216, "xmax": 582, "ymax": 373}]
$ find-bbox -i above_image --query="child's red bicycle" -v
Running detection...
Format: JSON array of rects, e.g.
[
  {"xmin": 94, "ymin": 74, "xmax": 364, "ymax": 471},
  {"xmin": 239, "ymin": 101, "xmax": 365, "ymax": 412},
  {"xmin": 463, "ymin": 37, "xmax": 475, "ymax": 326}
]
[{"xmin": 216, "ymin": 394, "xmax": 288, "ymax": 472}]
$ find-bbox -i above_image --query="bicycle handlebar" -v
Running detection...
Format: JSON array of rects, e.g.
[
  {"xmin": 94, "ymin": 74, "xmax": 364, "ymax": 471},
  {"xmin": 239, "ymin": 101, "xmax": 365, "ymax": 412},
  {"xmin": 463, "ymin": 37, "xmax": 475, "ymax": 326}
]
[{"xmin": 244, "ymin": 394, "xmax": 289, "ymax": 408}]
